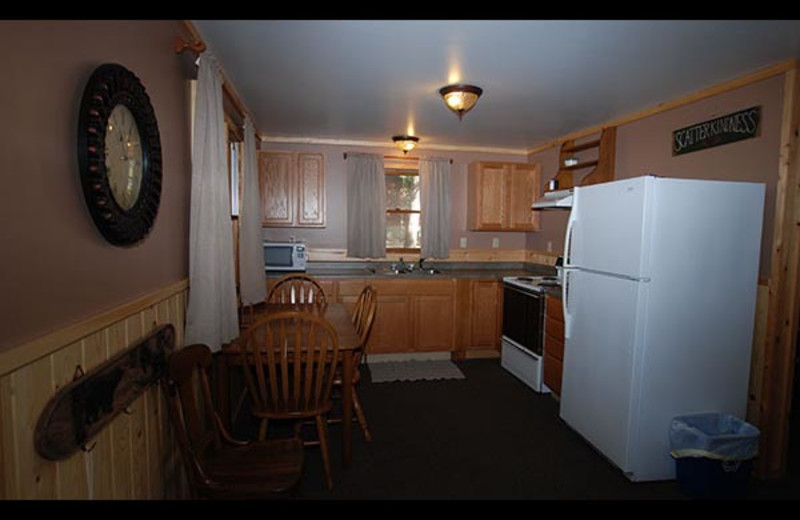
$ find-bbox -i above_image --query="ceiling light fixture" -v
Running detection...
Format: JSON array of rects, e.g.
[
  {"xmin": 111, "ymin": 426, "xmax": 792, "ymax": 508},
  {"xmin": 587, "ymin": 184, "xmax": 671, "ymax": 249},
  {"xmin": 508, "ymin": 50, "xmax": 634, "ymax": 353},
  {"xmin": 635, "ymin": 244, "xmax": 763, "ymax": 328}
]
[
  {"xmin": 392, "ymin": 134, "xmax": 419, "ymax": 154},
  {"xmin": 439, "ymin": 83, "xmax": 483, "ymax": 120}
]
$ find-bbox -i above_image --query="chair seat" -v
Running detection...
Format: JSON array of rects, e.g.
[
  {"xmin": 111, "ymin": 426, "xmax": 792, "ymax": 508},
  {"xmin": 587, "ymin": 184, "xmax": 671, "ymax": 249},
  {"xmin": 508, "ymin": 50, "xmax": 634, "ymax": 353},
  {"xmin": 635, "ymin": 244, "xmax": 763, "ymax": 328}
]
[{"xmin": 201, "ymin": 438, "xmax": 304, "ymax": 497}]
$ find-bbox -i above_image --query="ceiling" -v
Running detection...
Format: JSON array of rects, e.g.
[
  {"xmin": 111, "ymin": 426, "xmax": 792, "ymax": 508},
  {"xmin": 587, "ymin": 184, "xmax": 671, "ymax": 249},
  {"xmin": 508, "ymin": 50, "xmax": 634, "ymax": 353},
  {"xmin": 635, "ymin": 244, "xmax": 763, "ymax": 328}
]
[{"xmin": 192, "ymin": 20, "xmax": 800, "ymax": 154}]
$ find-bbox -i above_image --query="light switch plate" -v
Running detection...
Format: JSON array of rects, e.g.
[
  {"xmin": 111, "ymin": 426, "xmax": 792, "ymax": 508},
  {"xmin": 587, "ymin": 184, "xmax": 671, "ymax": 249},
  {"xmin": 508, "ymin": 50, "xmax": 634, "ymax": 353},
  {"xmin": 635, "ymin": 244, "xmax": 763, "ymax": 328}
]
[
  {"xmin": 492, "ymin": 237, "xmax": 500, "ymax": 249},
  {"xmin": 460, "ymin": 237, "xmax": 467, "ymax": 248}
]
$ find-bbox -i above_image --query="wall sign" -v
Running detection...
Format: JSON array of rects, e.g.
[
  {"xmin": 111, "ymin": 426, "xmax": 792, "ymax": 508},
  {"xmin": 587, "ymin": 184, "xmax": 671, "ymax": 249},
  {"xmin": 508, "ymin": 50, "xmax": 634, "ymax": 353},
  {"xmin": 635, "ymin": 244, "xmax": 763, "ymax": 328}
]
[{"xmin": 672, "ymin": 106, "xmax": 761, "ymax": 156}]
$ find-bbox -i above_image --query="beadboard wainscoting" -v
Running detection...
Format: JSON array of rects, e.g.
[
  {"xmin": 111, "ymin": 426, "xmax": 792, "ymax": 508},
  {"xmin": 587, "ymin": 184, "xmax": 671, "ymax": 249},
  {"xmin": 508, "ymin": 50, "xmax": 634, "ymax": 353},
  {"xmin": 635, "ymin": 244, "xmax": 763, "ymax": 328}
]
[{"xmin": 0, "ymin": 280, "xmax": 189, "ymax": 500}]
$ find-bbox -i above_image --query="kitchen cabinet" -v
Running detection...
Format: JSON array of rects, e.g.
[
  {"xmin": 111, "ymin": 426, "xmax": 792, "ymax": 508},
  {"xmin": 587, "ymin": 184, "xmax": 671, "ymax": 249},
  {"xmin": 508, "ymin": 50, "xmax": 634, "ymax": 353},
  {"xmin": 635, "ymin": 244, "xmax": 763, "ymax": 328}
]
[
  {"xmin": 258, "ymin": 151, "xmax": 325, "ymax": 228},
  {"xmin": 467, "ymin": 279, "xmax": 502, "ymax": 351},
  {"xmin": 332, "ymin": 278, "xmax": 457, "ymax": 354},
  {"xmin": 543, "ymin": 294, "xmax": 565, "ymax": 397},
  {"xmin": 467, "ymin": 161, "xmax": 541, "ymax": 231}
]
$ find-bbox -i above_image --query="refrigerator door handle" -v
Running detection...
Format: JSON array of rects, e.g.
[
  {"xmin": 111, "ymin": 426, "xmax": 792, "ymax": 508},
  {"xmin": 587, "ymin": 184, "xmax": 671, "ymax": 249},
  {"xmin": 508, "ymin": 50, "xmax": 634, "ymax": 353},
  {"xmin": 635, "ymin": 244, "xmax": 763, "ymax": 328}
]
[
  {"xmin": 564, "ymin": 209, "xmax": 577, "ymax": 267},
  {"xmin": 563, "ymin": 269, "xmax": 572, "ymax": 340}
]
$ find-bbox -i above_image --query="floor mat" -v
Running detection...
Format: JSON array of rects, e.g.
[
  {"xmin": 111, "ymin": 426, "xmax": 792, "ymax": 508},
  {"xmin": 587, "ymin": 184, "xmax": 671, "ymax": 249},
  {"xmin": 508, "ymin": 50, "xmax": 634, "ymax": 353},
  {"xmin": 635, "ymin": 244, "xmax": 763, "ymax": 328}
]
[{"xmin": 367, "ymin": 359, "xmax": 466, "ymax": 383}]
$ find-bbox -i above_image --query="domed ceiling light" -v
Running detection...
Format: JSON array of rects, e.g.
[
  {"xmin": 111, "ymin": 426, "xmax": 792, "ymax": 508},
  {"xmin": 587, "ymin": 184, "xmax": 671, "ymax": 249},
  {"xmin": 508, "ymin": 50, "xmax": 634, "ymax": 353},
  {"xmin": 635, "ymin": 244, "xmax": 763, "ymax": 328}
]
[
  {"xmin": 392, "ymin": 134, "xmax": 419, "ymax": 154},
  {"xmin": 439, "ymin": 84, "xmax": 483, "ymax": 120}
]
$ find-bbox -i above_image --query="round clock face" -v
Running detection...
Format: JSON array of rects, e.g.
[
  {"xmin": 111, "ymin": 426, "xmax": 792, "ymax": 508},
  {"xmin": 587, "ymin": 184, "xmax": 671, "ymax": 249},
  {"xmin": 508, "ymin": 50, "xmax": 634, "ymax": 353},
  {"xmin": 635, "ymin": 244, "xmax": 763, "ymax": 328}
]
[
  {"xmin": 77, "ymin": 63, "xmax": 162, "ymax": 247},
  {"xmin": 104, "ymin": 104, "xmax": 143, "ymax": 211}
]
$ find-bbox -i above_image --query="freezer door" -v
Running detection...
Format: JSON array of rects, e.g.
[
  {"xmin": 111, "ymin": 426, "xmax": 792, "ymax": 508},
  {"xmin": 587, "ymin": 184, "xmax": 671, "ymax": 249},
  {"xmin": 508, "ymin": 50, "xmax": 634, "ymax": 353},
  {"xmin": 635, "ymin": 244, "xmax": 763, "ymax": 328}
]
[
  {"xmin": 565, "ymin": 176, "xmax": 653, "ymax": 279},
  {"xmin": 559, "ymin": 269, "xmax": 643, "ymax": 473}
]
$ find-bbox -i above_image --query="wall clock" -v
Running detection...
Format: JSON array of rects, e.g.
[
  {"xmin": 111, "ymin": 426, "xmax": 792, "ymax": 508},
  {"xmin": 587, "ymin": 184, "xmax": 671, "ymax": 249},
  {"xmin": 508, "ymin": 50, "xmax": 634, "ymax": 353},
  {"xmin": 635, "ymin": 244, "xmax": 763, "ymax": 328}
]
[{"xmin": 77, "ymin": 63, "xmax": 162, "ymax": 246}]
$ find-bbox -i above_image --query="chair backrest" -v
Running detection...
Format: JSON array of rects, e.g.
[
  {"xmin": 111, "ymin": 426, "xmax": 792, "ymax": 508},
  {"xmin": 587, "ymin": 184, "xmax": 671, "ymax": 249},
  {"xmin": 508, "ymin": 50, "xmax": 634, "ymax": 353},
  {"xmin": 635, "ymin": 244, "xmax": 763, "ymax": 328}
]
[
  {"xmin": 351, "ymin": 285, "xmax": 377, "ymax": 348},
  {"xmin": 161, "ymin": 344, "xmax": 221, "ymax": 490},
  {"xmin": 267, "ymin": 274, "xmax": 327, "ymax": 305},
  {"xmin": 240, "ymin": 311, "xmax": 340, "ymax": 417}
]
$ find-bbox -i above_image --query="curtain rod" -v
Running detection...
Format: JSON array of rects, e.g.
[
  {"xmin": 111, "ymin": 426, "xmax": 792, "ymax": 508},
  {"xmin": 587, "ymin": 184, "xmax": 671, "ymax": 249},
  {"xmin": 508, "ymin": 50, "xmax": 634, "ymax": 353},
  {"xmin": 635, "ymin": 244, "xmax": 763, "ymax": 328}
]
[{"xmin": 343, "ymin": 152, "xmax": 453, "ymax": 164}]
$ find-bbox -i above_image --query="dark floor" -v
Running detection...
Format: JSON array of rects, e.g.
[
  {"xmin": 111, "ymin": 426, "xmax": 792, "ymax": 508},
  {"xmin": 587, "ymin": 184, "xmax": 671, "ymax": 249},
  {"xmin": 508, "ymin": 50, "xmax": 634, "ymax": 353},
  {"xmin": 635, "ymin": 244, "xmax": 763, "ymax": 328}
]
[{"xmin": 238, "ymin": 358, "xmax": 800, "ymax": 501}]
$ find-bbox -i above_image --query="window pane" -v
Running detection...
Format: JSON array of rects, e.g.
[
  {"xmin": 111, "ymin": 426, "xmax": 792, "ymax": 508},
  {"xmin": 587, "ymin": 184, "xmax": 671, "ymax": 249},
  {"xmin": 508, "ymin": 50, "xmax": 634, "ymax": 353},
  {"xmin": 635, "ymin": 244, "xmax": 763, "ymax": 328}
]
[
  {"xmin": 386, "ymin": 212, "xmax": 421, "ymax": 249},
  {"xmin": 386, "ymin": 175, "xmax": 420, "ymax": 210}
]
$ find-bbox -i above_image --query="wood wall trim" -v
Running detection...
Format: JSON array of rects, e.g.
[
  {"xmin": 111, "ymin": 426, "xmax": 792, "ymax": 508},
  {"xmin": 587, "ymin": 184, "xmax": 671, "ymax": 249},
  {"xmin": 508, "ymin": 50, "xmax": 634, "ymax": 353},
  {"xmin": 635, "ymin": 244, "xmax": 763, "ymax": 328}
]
[
  {"xmin": 307, "ymin": 248, "xmax": 533, "ymax": 263},
  {"xmin": 526, "ymin": 59, "xmax": 798, "ymax": 156},
  {"xmin": 758, "ymin": 63, "xmax": 800, "ymax": 479},
  {"xmin": 0, "ymin": 279, "xmax": 189, "ymax": 378}
]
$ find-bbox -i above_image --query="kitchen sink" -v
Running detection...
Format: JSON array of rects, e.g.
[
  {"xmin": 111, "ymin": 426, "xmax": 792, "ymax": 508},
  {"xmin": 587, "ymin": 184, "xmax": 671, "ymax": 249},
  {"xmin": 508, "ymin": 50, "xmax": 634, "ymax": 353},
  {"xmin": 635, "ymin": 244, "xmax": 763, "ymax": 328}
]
[{"xmin": 366, "ymin": 267, "xmax": 442, "ymax": 276}]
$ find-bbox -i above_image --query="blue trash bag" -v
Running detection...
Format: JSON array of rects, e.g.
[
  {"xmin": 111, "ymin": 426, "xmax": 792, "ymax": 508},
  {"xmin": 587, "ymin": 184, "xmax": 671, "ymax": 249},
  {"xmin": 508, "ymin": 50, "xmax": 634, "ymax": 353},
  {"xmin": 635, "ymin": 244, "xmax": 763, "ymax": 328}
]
[{"xmin": 669, "ymin": 413, "xmax": 760, "ymax": 461}]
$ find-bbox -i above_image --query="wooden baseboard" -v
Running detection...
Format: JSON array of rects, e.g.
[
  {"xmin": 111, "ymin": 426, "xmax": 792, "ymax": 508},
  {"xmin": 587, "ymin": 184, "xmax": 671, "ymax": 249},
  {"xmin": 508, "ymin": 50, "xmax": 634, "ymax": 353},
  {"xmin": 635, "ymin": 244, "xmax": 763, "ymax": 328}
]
[{"xmin": 461, "ymin": 349, "xmax": 501, "ymax": 360}]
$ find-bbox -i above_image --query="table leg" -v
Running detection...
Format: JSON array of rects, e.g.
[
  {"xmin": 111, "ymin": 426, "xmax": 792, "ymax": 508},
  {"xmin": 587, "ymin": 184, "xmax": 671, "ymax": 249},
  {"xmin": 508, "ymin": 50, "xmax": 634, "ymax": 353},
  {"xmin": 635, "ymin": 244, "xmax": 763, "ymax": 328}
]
[{"xmin": 341, "ymin": 350, "xmax": 353, "ymax": 467}]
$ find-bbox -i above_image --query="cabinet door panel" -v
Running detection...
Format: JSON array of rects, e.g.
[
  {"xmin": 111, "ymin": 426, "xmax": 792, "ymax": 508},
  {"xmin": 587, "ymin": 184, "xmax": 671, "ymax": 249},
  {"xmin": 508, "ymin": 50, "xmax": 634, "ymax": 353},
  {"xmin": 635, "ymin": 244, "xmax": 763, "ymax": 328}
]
[
  {"xmin": 469, "ymin": 163, "xmax": 507, "ymax": 230},
  {"xmin": 415, "ymin": 294, "xmax": 455, "ymax": 351},
  {"xmin": 369, "ymin": 295, "xmax": 412, "ymax": 353},
  {"xmin": 469, "ymin": 280, "xmax": 500, "ymax": 349},
  {"xmin": 259, "ymin": 151, "xmax": 294, "ymax": 226},
  {"xmin": 507, "ymin": 163, "xmax": 541, "ymax": 231},
  {"xmin": 296, "ymin": 153, "xmax": 326, "ymax": 227}
]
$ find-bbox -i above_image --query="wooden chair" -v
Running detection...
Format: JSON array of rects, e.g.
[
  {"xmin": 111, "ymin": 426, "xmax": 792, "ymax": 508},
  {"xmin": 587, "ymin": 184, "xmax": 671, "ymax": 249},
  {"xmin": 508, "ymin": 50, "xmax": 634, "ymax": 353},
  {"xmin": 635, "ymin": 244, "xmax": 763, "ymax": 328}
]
[
  {"xmin": 331, "ymin": 285, "xmax": 377, "ymax": 441},
  {"xmin": 239, "ymin": 311, "xmax": 340, "ymax": 490},
  {"xmin": 267, "ymin": 273, "xmax": 327, "ymax": 305},
  {"xmin": 161, "ymin": 344, "xmax": 304, "ymax": 499}
]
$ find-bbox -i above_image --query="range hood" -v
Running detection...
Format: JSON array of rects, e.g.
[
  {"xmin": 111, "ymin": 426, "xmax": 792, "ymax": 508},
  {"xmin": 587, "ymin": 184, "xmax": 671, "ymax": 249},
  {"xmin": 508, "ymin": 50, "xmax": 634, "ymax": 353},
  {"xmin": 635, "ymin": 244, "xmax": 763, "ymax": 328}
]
[{"xmin": 532, "ymin": 188, "xmax": 573, "ymax": 210}]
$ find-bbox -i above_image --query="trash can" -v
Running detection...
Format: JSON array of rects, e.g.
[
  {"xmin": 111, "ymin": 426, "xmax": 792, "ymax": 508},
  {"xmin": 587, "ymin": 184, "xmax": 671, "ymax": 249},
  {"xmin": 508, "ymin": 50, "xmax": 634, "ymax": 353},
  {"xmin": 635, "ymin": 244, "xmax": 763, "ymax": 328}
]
[{"xmin": 669, "ymin": 413, "xmax": 760, "ymax": 499}]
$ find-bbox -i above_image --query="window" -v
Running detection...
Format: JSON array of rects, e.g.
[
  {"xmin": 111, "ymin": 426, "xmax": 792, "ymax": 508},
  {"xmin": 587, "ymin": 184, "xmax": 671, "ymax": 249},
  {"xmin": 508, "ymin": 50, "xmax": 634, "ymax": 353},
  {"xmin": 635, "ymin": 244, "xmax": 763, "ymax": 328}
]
[{"xmin": 385, "ymin": 168, "xmax": 421, "ymax": 251}]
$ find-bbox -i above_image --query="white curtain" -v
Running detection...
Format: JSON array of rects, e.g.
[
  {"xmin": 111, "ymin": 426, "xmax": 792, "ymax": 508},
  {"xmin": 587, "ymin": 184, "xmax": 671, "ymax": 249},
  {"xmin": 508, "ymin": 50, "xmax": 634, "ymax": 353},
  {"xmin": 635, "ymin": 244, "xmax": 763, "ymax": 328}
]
[
  {"xmin": 346, "ymin": 152, "xmax": 386, "ymax": 258},
  {"xmin": 238, "ymin": 117, "xmax": 266, "ymax": 305},
  {"xmin": 184, "ymin": 51, "xmax": 239, "ymax": 353},
  {"xmin": 419, "ymin": 157, "xmax": 452, "ymax": 258}
]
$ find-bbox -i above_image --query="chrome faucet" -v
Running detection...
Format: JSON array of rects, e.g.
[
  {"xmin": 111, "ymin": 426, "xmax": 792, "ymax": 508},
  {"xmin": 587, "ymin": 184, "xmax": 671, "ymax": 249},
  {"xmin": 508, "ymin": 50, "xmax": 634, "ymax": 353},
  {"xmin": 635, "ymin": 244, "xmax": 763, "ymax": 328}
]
[{"xmin": 418, "ymin": 257, "xmax": 426, "ymax": 271}]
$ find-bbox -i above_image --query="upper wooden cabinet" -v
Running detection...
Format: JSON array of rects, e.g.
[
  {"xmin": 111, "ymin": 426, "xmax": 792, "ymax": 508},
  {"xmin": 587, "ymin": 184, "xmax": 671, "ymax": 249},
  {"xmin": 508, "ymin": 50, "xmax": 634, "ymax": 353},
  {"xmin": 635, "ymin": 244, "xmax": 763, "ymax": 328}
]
[
  {"xmin": 467, "ymin": 161, "xmax": 541, "ymax": 231},
  {"xmin": 258, "ymin": 151, "xmax": 326, "ymax": 228}
]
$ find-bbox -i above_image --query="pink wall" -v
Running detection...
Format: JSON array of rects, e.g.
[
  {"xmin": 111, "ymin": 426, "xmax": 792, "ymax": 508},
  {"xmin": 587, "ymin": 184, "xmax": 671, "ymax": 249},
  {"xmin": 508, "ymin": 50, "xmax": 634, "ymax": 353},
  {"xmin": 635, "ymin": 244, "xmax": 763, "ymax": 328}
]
[
  {"xmin": 258, "ymin": 141, "xmax": 530, "ymax": 253},
  {"xmin": 0, "ymin": 21, "xmax": 192, "ymax": 351},
  {"xmin": 527, "ymin": 74, "xmax": 783, "ymax": 279}
]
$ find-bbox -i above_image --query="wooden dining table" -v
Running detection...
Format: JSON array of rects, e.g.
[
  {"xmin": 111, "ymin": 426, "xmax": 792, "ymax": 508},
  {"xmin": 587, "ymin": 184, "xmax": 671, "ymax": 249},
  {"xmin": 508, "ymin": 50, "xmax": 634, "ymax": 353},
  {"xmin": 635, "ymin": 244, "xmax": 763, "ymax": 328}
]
[{"xmin": 218, "ymin": 302, "xmax": 361, "ymax": 467}]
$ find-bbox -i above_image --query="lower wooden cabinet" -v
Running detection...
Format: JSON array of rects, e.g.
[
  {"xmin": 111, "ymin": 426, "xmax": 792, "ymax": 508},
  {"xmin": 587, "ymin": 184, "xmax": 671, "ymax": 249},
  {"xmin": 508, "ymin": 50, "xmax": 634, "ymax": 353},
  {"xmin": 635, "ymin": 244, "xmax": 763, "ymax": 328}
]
[
  {"xmin": 458, "ymin": 279, "xmax": 502, "ymax": 356},
  {"xmin": 333, "ymin": 278, "xmax": 456, "ymax": 354},
  {"xmin": 544, "ymin": 294, "xmax": 565, "ymax": 396},
  {"xmin": 271, "ymin": 276, "xmax": 502, "ymax": 356}
]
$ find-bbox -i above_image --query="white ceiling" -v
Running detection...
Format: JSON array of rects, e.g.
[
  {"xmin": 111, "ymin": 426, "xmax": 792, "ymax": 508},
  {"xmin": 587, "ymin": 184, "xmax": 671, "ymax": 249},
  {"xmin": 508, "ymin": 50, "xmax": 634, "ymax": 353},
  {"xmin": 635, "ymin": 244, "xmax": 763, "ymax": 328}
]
[{"xmin": 192, "ymin": 20, "xmax": 800, "ymax": 154}]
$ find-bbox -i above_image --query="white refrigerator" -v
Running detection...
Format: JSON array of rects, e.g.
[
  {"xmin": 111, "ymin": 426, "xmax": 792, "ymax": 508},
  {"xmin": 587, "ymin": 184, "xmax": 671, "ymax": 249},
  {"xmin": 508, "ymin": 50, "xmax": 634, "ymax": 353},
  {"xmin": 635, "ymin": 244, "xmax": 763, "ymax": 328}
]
[{"xmin": 558, "ymin": 175, "xmax": 765, "ymax": 482}]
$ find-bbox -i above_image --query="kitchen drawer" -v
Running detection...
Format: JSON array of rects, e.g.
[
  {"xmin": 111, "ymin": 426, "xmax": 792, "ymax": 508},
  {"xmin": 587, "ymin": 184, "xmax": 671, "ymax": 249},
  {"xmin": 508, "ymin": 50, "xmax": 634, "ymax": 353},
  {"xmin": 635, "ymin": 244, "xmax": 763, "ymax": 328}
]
[
  {"xmin": 546, "ymin": 294, "xmax": 563, "ymax": 321},
  {"xmin": 545, "ymin": 316, "xmax": 564, "ymax": 344},
  {"xmin": 543, "ymin": 352, "xmax": 563, "ymax": 397},
  {"xmin": 545, "ymin": 332, "xmax": 564, "ymax": 361}
]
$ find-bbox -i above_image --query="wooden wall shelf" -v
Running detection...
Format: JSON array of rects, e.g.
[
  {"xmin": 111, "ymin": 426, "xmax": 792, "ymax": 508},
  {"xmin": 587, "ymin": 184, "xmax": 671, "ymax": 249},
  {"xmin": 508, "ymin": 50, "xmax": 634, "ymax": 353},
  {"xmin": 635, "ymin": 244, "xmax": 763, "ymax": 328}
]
[{"xmin": 547, "ymin": 126, "xmax": 616, "ymax": 192}]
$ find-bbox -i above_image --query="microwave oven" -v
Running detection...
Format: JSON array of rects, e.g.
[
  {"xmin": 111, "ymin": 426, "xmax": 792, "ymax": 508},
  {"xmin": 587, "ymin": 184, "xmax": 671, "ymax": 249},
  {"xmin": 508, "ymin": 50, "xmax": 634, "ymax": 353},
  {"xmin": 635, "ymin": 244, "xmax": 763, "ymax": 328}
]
[{"xmin": 263, "ymin": 241, "xmax": 307, "ymax": 272}]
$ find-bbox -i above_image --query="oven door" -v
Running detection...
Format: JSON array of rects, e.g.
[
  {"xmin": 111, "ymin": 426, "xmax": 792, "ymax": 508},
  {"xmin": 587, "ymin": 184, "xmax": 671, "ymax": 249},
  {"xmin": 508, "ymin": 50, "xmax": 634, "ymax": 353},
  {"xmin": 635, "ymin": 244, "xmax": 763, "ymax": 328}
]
[{"xmin": 501, "ymin": 283, "xmax": 544, "ymax": 356}]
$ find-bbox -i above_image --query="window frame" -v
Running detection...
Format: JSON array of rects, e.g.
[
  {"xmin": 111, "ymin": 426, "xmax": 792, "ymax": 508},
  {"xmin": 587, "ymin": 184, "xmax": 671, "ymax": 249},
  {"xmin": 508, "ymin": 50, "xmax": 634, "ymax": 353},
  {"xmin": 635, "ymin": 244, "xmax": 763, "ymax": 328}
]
[{"xmin": 385, "ymin": 166, "xmax": 422, "ymax": 254}]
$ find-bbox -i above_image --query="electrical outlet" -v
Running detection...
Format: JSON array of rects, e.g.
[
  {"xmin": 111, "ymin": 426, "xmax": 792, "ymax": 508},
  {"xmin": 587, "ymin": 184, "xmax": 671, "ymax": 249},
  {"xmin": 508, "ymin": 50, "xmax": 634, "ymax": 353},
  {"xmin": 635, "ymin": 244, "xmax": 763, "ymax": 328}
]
[
  {"xmin": 460, "ymin": 237, "xmax": 467, "ymax": 248},
  {"xmin": 492, "ymin": 237, "xmax": 500, "ymax": 249},
  {"xmin": 547, "ymin": 241, "xmax": 553, "ymax": 252}
]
